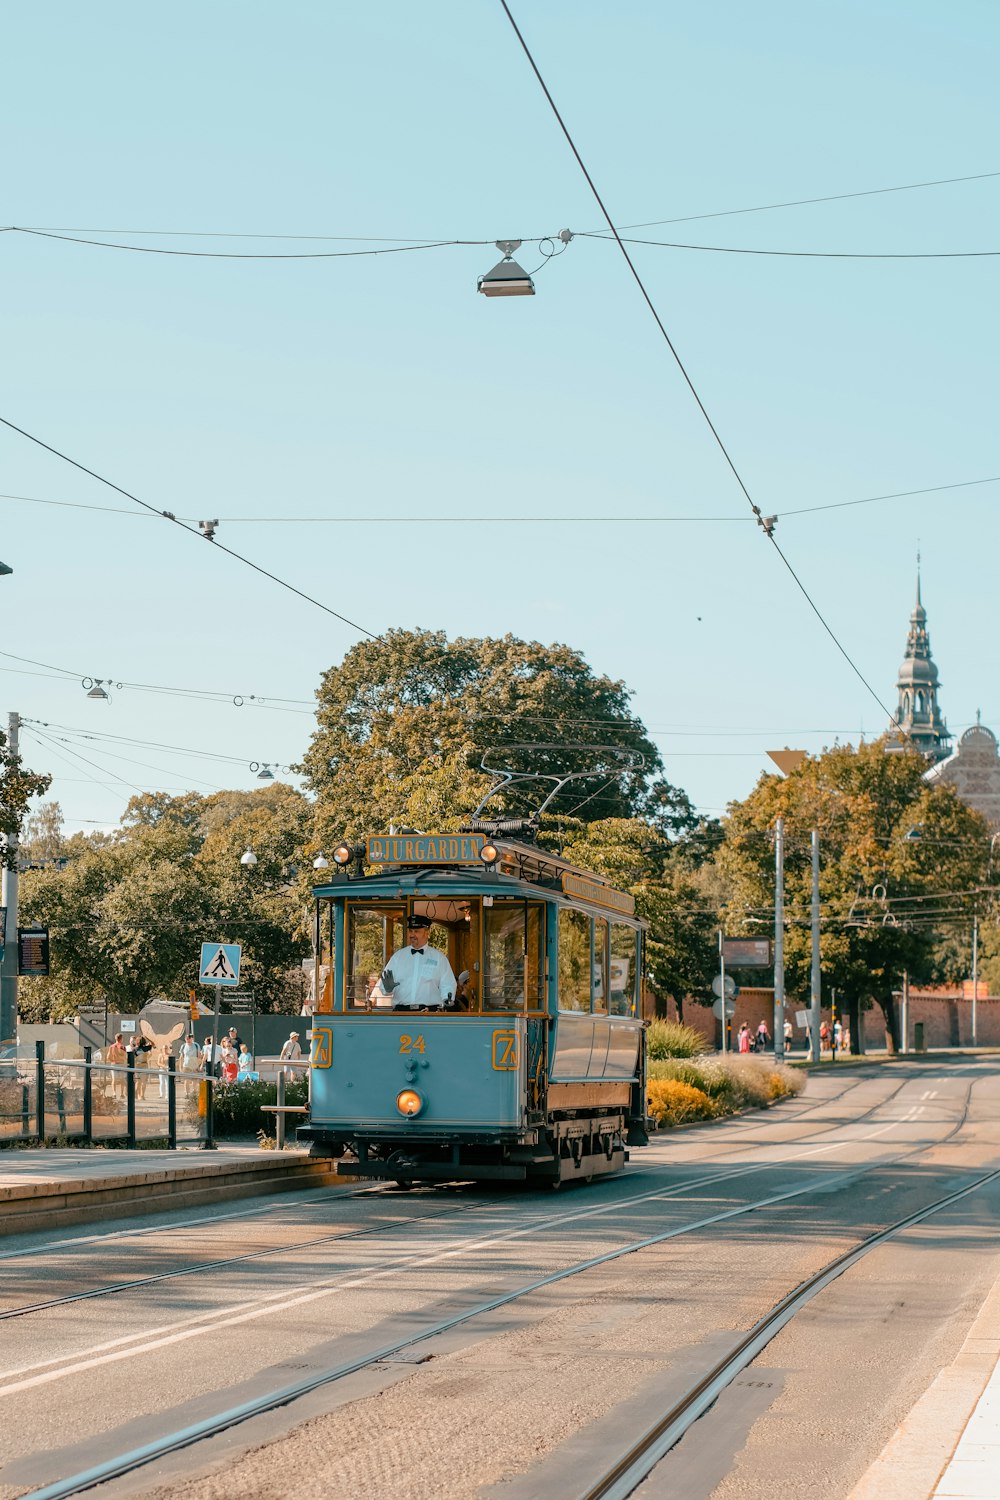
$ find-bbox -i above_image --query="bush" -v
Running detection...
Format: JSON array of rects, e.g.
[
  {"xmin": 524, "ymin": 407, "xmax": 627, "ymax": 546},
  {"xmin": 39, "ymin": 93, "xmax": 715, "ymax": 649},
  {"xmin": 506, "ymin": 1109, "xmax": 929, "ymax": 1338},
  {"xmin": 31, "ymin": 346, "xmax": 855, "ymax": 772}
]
[
  {"xmin": 184, "ymin": 1078, "xmax": 309, "ymax": 1138},
  {"xmin": 646, "ymin": 1055, "xmax": 803, "ymax": 1123},
  {"xmin": 647, "ymin": 1079, "xmax": 716, "ymax": 1127},
  {"xmin": 646, "ymin": 1019, "xmax": 709, "ymax": 1060}
]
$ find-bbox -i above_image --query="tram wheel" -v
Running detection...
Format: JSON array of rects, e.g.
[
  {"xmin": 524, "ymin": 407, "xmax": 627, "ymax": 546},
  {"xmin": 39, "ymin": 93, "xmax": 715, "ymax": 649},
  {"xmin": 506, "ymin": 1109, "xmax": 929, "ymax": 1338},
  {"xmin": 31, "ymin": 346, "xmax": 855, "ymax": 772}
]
[{"xmin": 394, "ymin": 1178, "xmax": 414, "ymax": 1190}]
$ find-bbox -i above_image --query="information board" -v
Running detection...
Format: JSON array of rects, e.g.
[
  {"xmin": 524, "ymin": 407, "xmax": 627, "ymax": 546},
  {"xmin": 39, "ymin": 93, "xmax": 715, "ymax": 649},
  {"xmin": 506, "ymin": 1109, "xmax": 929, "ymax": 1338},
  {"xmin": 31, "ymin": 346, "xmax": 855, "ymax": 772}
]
[
  {"xmin": 17, "ymin": 927, "xmax": 50, "ymax": 977},
  {"xmin": 721, "ymin": 937, "xmax": 772, "ymax": 968}
]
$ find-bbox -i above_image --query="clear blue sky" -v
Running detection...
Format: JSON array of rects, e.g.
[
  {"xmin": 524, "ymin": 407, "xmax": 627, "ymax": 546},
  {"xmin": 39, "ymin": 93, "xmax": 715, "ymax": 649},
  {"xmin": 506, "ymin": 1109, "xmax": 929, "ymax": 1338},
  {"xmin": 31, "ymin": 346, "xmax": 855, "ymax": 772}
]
[{"xmin": 3, "ymin": 1, "xmax": 997, "ymax": 831}]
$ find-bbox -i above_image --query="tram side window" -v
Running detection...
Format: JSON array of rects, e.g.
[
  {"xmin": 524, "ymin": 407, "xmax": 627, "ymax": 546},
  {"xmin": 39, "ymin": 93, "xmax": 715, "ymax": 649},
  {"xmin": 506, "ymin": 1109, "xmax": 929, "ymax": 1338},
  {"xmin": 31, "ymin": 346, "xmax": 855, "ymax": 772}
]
[
  {"xmin": 558, "ymin": 908, "xmax": 591, "ymax": 1012},
  {"xmin": 592, "ymin": 919, "xmax": 609, "ymax": 1013},
  {"xmin": 346, "ymin": 906, "xmax": 403, "ymax": 1009},
  {"xmin": 484, "ymin": 901, "xmax": 543, "ymax": 1011},
  {"xmin": 610, "ymin": 924, "xmax": 638, "ymax": 1015}
]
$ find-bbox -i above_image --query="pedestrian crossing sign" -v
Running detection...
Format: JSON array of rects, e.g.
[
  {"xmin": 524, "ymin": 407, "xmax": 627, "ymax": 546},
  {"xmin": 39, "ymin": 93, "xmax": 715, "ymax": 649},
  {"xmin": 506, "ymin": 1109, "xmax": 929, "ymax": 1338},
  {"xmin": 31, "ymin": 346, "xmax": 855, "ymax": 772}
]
[{"xmin": 199, "ymin": 942, "xmax": 242, "ymax": 987}]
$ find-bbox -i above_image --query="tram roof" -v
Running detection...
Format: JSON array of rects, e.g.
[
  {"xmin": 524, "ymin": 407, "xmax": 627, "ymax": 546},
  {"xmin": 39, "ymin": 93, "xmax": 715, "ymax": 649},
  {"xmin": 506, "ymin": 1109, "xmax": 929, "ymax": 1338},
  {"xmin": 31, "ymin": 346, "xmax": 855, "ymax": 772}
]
[{"xmin": 312, "ymin": 836, "xmax": 643, "ymax": 924}]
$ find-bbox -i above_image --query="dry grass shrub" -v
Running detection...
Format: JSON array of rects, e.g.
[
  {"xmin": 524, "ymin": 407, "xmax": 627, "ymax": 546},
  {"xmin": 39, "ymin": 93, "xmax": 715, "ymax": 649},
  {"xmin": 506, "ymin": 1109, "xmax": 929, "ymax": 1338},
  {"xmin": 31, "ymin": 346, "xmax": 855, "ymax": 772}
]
[
  {"xmin": 646, "ymin": 1019, "xmax": 709, "ymax": 1060},
  {"xmin": 647, "ymin": 1078, "xmax": 716, "ymax": 1127},
  {"xmin": 647, "ymin": 1056, "xmax": 803, "ymax": 1123}
]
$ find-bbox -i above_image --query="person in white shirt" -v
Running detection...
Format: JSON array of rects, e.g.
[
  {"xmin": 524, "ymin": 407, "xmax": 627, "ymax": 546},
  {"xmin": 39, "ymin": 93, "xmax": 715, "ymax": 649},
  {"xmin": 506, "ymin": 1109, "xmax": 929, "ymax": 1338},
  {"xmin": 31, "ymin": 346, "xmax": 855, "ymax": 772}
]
[{"xmin": 372, "ymin": 914, "xmax": 457, "ymax": 1010}]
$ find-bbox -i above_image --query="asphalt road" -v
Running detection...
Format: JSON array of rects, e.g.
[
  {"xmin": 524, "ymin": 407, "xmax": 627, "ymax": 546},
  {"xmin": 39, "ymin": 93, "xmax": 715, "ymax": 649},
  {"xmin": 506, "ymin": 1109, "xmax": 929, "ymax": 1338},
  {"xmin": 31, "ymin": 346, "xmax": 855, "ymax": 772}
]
[{"xmin": 0, "ymin": 1056, "xmax": 997, "ymax": 1500}]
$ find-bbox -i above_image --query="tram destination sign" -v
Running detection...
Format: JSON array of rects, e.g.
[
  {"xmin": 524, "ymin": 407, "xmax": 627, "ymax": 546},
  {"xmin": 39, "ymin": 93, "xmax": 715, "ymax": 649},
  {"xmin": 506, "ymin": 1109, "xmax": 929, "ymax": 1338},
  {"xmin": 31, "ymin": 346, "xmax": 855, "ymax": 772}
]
[
  {"xmin": 561, "ymin": 873, "xmax": 635, "ymax": 916},
  {"xmin": 366, "ymin": 834, "xmax": 485, "ymax": 865},
  {"xmin": 17, "ymin": 927, "xmax": 50, "ymax": 977},
  {"xmin": 721, "ymin": 937, "xmax": 772, "ymax": 968}
]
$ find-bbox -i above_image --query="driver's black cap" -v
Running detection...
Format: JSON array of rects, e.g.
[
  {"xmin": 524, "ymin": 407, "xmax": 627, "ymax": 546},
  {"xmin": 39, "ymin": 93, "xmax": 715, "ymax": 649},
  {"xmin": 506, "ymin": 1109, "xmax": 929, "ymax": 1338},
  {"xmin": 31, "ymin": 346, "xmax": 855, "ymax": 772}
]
[{"xmin": 406, "ymin": 914, "xmax": 431, "ymax": 927}]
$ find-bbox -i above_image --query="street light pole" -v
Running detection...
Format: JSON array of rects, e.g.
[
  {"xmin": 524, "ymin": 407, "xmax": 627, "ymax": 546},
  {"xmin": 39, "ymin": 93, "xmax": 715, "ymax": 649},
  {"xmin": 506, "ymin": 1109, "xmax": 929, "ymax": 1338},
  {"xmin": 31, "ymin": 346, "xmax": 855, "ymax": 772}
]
[
  {"xmin": 0, "ymin": 712, "xmax": 21, "ymax": 1048},
  {"xmin": 718, "ymin": 928, "xmax": 727, "ymax": 1054},
  {"xmin": 972, "ymin": 913, "xmax": 979, "ymax": 1048},
  {"xmin": 810, "ymin": 830, "xmax": 822, "ymax": 1063},
  {"xmin": 774, "ymin": 817, "xmax": 785, "ymax": 1062}
]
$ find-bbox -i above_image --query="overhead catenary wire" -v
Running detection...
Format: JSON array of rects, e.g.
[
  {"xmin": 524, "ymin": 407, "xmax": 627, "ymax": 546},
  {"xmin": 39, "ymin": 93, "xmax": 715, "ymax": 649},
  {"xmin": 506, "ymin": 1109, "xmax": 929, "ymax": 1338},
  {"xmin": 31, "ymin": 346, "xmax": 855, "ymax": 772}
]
[
  {"xmin": 496, "ymin": 0, "xmax": 900, "ymax": 733},
  {"xmin": 0, "ymin": 415, "xmax": 377, "ymax": 639},
  {"xmin": 4, "ymin": 471, "xmax": 999, "ymax": 524},
  {"xmin": 584, "ymin": 231, "xmax": 1000, "ymax": 260},
  {"xmin": 8, "ymin": 166, "xmax": 1000, "ymax": 252}
]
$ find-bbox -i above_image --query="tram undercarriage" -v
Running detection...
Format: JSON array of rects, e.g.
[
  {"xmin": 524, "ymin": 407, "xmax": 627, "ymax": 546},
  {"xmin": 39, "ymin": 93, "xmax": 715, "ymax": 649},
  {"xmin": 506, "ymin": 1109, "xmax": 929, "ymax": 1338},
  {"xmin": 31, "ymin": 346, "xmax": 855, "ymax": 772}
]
[{"xmin": 303, "ymin": 1107, "xmax": 646, "ymax": 1186}]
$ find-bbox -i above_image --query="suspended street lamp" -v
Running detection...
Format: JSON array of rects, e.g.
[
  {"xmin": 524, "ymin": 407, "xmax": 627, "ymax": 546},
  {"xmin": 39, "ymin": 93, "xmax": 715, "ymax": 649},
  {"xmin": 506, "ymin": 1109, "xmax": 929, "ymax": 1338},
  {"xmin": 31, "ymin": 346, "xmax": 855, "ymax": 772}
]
[
  {"xmin": 240, "ymin": 848, "xmax": 258, "ymax": 868},
  {"xmin": 312, "ymin": 853, "xmax": 330, "ymax": 870},
  {"xmin": 478, "ymin": 240, "xmax": 535, "ymax": 298},
  {"xmin": 82, "ymin": 678, "xmax": 110, "ymax": 701}
]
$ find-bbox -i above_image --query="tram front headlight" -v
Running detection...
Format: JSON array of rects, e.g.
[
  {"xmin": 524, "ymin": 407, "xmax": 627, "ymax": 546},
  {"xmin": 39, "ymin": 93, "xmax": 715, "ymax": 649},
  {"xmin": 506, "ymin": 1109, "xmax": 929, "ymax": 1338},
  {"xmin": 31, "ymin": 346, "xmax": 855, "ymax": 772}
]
[
  {"xmin": 396, "ymin": 1089, "xmax": 424, "ymax": 1117},
  {"xmin": 332, "ymin": 844, "xmax": 353, "ymax": 866},
  {"xmin": 479, "ymin": 842, "xmax": 499, "ymax": 867}
]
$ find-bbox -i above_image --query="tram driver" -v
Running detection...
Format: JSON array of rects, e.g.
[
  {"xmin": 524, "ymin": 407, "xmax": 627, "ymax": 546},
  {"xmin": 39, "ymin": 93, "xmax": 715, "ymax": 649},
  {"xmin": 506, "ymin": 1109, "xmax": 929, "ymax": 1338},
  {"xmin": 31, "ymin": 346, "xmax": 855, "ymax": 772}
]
[{"xmin": 371, "ymin": 913, "xmax": 458, "ymax": 1011}]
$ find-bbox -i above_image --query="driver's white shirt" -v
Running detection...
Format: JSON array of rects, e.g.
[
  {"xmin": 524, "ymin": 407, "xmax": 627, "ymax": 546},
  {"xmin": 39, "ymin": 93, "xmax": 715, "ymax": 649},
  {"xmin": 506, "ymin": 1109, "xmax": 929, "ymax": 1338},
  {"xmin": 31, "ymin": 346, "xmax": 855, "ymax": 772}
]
[{"xmin": 374, "ymin": 944, "xmax": 456, "ymax": 1008}]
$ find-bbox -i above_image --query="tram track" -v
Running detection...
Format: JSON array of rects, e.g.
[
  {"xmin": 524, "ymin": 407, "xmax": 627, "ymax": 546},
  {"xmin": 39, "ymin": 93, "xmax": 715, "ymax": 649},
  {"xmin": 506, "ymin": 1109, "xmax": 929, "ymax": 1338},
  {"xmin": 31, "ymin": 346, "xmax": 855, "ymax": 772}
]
[
  {"xmin": 578, "ymin": 1164, "xmax": 1000, "ymax": 1500},
  {"xmin": 14, "ymin": 1078, "xmax": 981, "ymax": 1500},
  {"xmin": 0, "ymin": 1071, "xmax": 967, "ymax": 1339},
  {"xmin": 0, "ymin": 1088, "xmax": 939, "ymax": 1328}
]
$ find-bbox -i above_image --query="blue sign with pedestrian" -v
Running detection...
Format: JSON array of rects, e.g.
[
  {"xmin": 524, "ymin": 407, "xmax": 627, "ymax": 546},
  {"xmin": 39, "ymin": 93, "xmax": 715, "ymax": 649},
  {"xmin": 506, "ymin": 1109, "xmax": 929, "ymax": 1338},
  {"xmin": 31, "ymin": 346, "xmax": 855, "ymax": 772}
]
[{"xmin": 199, "ymin": 942, "xmax": 242, "ymax": 987}]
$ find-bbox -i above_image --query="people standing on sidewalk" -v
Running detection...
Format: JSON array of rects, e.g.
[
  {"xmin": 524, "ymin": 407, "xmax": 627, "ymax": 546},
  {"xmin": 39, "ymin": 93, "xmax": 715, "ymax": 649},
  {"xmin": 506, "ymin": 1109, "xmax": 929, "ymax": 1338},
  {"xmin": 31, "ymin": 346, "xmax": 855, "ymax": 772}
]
[
  {"xmin": 784, "ymin": 1018, "xmax": 793, "ymax": 1053},
  {"xmin": 219, "ymin": 1041, "xmax": 239, "ymax": 1085},
  {"xmin": 754, "ymin": 1020, "xmax": 771, "ymax": 1053},
  {"xmin": 126, "ymin": 1033, "xmax": 153, "ymax": 1098},
  {"xmin": 106, "ymin": 1033, "xmax": 127, "ymax": 1099},
  {"xmin": 237, "ymin": 1043, "xmax": 254, "ymax": 1080},
  {"xmin": 202, "ymin": 1035, "xmax": 219, "ymax": 1078},
  {"xmin": 156, "ymin": 1039, "xmax": 176, "ymax": 1099},
  {"xmin": 737, "ymin": 1023, "xmax": 751, "ymax": 1054},
  {"xmin": 820, "ymin": 1019, "xmax": 831, "ymax": 1052},
  {"xmin": 279, "ymin": 1031, "xmax": 302, "ymax": 1079},
  {"xmin": 179, "ymin": 1034, "xmax": 200, "ymax": 1094}
]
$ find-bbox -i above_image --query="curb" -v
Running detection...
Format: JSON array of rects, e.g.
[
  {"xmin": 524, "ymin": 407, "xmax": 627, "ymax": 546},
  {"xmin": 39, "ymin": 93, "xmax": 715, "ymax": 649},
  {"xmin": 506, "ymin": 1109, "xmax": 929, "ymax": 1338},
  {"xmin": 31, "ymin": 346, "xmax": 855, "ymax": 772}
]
[{"xmin": 0, "ymin": 1156, "xmax": 349, "ymax": 1237}]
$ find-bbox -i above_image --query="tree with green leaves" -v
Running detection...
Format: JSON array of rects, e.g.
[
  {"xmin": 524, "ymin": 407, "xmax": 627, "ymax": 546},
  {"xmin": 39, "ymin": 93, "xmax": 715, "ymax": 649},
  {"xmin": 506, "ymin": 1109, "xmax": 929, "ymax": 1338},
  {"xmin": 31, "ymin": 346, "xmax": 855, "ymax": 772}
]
[
  {"xmin": 19, "ymin": 785, "xmax": 313, "ymax": 1019},
  {"xmin": 300, "ymin": 628, "xmax": 681, "ymax": 846},
  {"xmin": 720, "ymin": 738, "xmax": 995, "ymax": 1052},
  {"xmin": 1, "ymin": 730, "xmax": 51, "ymax": 867}
]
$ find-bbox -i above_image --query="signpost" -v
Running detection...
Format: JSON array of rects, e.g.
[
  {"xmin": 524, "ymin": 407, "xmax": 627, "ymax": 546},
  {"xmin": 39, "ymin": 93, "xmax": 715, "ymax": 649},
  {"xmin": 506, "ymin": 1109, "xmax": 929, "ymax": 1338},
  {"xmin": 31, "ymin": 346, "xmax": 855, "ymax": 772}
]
[{"xmin": 199, "ymin": 942, "xmax": 243, "ymax": 1084}]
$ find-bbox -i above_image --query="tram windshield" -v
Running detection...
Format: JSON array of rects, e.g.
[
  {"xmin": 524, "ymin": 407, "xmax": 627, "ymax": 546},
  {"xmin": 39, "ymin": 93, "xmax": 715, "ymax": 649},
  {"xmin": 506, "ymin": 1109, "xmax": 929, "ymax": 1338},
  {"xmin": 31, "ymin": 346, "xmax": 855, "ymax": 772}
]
[{"xmin": 344, "ymin": 898, "xmax": 482, "ymax": 1012}]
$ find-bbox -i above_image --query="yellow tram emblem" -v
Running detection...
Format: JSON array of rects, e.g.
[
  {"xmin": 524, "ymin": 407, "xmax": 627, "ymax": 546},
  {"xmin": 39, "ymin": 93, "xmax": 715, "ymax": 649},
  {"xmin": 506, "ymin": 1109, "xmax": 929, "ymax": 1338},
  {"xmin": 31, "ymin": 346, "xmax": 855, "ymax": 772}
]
[{"xmin": 491, "ymin": 1030, "xmax": 519, "ymax": 1070}]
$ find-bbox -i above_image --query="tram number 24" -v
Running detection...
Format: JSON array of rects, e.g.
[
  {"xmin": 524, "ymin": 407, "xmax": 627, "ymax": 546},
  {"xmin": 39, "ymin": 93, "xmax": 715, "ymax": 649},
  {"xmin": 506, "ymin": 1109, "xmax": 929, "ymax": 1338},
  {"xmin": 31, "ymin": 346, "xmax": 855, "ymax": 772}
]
[{"xmin": 399, "ymin": 1034, "xmax": 425, "ymax": 1054}]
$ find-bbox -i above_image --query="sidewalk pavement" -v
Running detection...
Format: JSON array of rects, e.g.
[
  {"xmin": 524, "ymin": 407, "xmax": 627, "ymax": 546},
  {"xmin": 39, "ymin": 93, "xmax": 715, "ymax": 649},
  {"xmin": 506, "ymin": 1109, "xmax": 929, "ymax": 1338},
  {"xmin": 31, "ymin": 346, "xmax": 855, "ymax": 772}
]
[
  {"xmin": 849, "ymin": 1275, "xmax": 1000, "ymax": 1500},
  {"xmin": 0, "ymin": 1143, "xmax": 343, "ymax": 1237}
]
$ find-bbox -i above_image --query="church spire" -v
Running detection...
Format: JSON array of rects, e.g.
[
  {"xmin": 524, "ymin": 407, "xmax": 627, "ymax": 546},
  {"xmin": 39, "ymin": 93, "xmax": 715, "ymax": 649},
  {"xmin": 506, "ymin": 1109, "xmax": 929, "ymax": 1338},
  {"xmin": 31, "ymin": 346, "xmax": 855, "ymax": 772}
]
[{"xmin": 888, "ymin": 570, "xmax": 949, "ymax": 760}]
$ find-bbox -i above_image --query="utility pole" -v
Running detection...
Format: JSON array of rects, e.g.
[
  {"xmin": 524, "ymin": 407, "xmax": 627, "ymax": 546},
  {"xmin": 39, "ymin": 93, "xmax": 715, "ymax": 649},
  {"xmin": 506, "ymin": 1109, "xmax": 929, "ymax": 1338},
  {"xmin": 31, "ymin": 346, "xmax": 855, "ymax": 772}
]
[
  {"xmin": 972, "ymin": 914, "xmax": 979, "ymax": 1048},
  {"xmin": 0, "ymin": 712, "xmax": 20, "ymax": 1048},
  {"xmin": 774, "ymin": 817, "xmax": 785, "ymax": 1062},
  {"xmin": 810, "ymin": 830, "xmax": 822, "ymax": 1062},
  {"xmin": 901, "ymin": 970, "xmax": 909, "ymax": 1054},
  {"xmin": 718, "ymin": 928, "xmax": 728, "ymax": 1054}
]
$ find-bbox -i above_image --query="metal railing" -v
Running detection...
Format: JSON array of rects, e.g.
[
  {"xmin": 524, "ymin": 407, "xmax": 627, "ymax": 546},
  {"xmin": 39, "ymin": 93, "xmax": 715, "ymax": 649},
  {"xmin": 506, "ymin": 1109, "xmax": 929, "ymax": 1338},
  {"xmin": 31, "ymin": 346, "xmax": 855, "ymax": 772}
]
[{"xmin": 0, "ymin": 1043, "xmax": 310, "ymax": 1150}]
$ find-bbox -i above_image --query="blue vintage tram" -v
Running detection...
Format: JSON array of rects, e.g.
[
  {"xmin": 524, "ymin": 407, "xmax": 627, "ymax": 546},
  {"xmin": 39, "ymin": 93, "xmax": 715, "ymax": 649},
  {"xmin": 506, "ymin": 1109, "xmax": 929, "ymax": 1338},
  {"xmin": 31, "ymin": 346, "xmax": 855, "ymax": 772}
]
[{"xmin": 299, "ymin": 829, "xmax": 649, "ymax": 1186}]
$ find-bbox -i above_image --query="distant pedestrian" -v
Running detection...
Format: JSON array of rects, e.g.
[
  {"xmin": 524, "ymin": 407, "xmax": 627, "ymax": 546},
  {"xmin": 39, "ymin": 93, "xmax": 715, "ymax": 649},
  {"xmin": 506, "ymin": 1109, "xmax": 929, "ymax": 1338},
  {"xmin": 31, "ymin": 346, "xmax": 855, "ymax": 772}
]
[
  {"xmin": 226, "ymin": 1026, "xmax": 244, "ymax": 1053},
  {"xmin": 179, "ymin": 1033, "xmax": 200, "ymax": 1094},
  {"xmin": 737, "ymin": 1023, "xmax": 751, "ymax": 1054},
  {"xmin": 202, "ymin": 1035, "xmax": 220, "ymax": 1078},
  {"xmin": 156, "ymin": 1039, "xmax": 176, "ymax": 1099},
  {"xmin": 754, "ymin": 1020, "xmax": 771, "ymax": 1053},
  {"xmin": 237, "ymin": 1043, "xmax": 255, "ymax": 1081},
  {"xmin": 819, "ymin": 1020, "xmax": 831, "ymax": 1053},
  {"xmin": 106, "ymin": 1033, "xmax": 127, "ymax": 1099},
  {"xmin": 219, "ymin": 1041, "xmax": 239, "ymax": 1085},
  {"xmin": 126, "ymin": 1033, "xmax": 153, "ymax": 1098},
  {"xmin": 784, "ymin": 1019, "xmax": 793, "ymax": 1052},
  {"xmin": 842, "ymin": 1021, "xmax": 852, "ymax": 1053},
  {"xmin": 833, "ymin": 1019, "xmax": 843, "ymax": 1054},
  {"xmin": 279, "ymin": 1031, "xmax": 302, "ymax": 1078}
]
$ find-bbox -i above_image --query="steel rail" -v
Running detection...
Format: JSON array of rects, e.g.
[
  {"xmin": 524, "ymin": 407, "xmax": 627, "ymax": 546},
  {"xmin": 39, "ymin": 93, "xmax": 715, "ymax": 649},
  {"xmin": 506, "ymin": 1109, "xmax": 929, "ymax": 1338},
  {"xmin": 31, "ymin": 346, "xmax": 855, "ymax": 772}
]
[
  {"xmin": 20, "ymin": 1128, "xmax": 973, "ymax": 1500},
  {"xmin": 580, "ymin": 1164, "xmax": 1000, "ymax": 1500}
]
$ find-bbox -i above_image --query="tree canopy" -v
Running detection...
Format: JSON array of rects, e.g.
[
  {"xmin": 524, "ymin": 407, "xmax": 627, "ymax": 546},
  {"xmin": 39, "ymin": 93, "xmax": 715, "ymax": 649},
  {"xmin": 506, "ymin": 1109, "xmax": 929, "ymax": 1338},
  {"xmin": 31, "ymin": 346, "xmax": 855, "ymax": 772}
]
[
  {"xmin": 18, "ymin": 786, "xmax": 312, "ymax": 1019},
  {"xmin": 720, "ymin": 738, "xmax": 995, "ymax": 1050},
  {"xmin": 300, "ymin": 628, "xmax": 684, "ymax": 847}
]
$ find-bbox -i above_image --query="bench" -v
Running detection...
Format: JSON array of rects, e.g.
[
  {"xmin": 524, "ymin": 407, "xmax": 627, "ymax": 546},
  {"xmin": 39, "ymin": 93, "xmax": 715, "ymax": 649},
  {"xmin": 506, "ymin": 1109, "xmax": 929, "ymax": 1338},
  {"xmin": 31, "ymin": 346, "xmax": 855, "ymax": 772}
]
[{"xmin": 260, "ymin": 1104, "xmax": 308, "ymax": 1149}]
